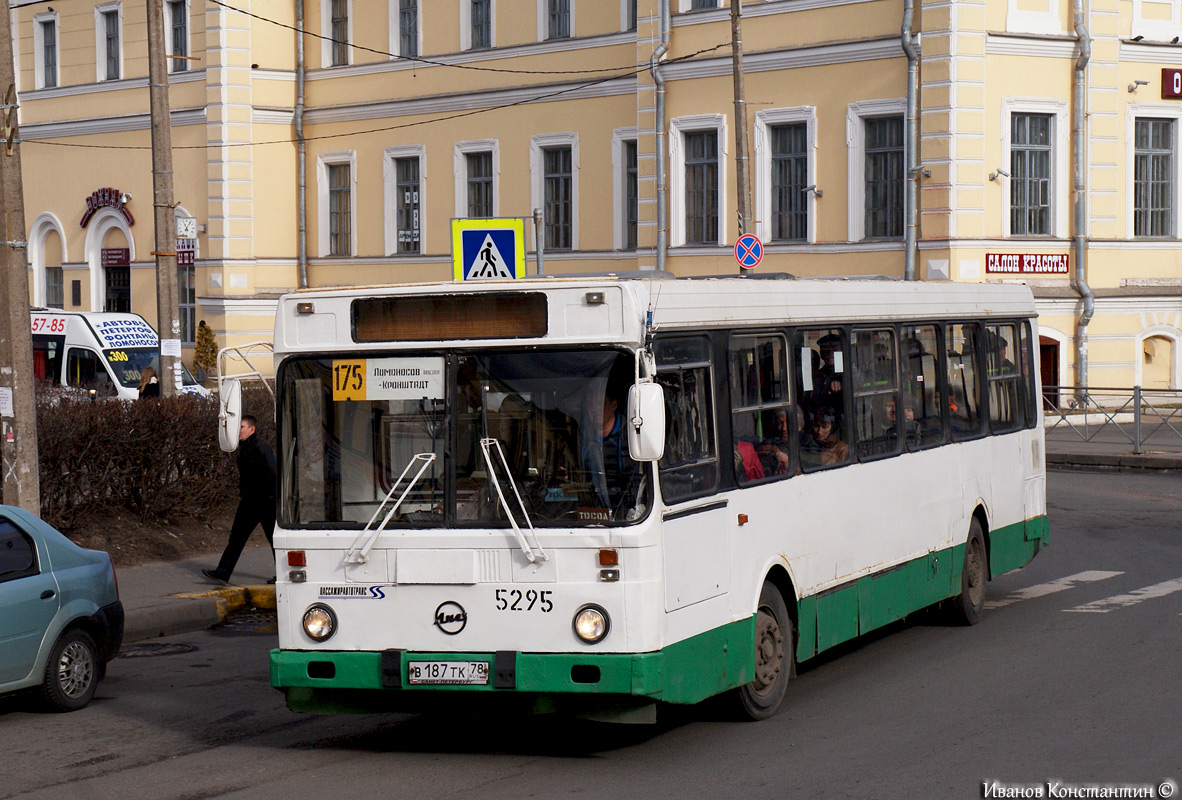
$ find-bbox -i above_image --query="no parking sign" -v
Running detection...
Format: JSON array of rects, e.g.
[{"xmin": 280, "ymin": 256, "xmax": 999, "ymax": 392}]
[{"xmin": 734, "ymin": 233, "xmax": 763, "ymax": 270}]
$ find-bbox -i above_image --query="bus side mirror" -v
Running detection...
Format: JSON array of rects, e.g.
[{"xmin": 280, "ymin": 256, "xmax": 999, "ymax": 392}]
[
  {"xmin": 627, "ymin": 382, "xmax": 665, "ymax": 462},
  {"xmin": 219, "ymin": 378, "xmax": 242, "ymax": 453}
]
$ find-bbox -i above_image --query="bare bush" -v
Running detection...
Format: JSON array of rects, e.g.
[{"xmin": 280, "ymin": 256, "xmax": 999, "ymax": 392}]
[{"xmin": 36, "ymin": 385, "xmax": 276, "ymax": 534}]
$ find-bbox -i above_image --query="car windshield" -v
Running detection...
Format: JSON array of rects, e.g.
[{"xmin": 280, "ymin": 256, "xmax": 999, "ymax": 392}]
[
  {"xmin": 103, "ymin": 347, "xmax": 200, "ymax": 388},
  {"xmin": 279, "ymin": 349, "xmax": 651, "ymax": 529}
]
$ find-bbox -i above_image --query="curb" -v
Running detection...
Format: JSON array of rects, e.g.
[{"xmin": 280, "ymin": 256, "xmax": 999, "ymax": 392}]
[
  {"xmin": 123, "ymin": 586, "xmax": 277, "ymax": 644},
  {"xmin": 1047, "ymin": 452, "xmax": 1182, "ymax": 471}
]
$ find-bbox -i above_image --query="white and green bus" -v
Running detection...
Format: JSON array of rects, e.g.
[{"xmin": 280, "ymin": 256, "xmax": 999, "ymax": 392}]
[{"xmin": 250, "ymin": 275, "xmax": 1047, "ymax": 722}]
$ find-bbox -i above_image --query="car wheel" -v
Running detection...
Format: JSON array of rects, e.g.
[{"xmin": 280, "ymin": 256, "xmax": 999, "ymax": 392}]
[
  {"xmin": 735, "ymin": 582, "xmax": 793, "ymax": 721},
  {"xmin": 41, "ymin": 628, "xmax": 99, "ymax": 712}
]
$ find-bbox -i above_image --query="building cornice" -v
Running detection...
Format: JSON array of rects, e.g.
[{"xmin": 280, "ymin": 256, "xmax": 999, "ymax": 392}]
[
  {"xmin": 21, "ymin": 108, "xmax": 206, "ymax": 139},
  {"xmin": 985, "ymin": 33, "xmax": 1078, "ymax": 58},
  {"xmin": 663, "ymin": 37, "xmax": 906, "ymax": 82},
  {"xmin": 18, "ymin": 69, "xmax": 205, "ymax": 101}
]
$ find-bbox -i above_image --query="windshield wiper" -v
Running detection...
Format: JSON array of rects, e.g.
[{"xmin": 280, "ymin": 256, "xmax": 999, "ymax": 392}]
[
  {"xmin": 345, "ymin": 452, "xmax": 437, "ymax": 564},
  {"xmin": 480, "ymin": 438, "xmax": 547, "ymax": 564}
]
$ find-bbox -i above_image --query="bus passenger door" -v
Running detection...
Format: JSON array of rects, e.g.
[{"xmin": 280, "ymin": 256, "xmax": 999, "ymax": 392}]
[{"xmin": 662, "ymin": 501, "xmax": 729, "ymax": 611}]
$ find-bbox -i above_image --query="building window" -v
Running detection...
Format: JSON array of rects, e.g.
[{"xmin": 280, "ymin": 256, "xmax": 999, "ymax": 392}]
[
  {"xmin": 864, "ymin": 115, "xmax": 903, "ymax": 238},
  {"xmin": 177, "ymin": 263, "xmax": 195, "ymax": 343},
  {"xmin": 685, "ymin": 130, "xmax": 719, "ymax": 245},
  {"xmin": 771, "ymin": 123, "xmax": 807, "ymax": 241},
  {"xmin": 37, "ymin": 17, "xmax": 58, "ymax": 89},
  {"xmin": 471, "ymin": 0, "xmax": 492, "ymax": 49},
  {"xmin": 467, "ymin": 151, "xmax": 494, "ymax": 217},
  {"xmin": 46, "ymin": 267, "xmax": 64, "ymax": 309},
  {"xmin": 1134, "ymin": 117, "xmax": 1173, "ymax": 238},
  {"xmin": 102, "ymin": 9, "xmax": 121, "ymax": 81},
  {"xmin": 628, "ymin": 0, "xmax": 637, "ymax": 30},
  {"xmin": 399, "ymin": 0, "xmax": 418, "ymax": 58},
  {"xmin": 690, "ymin": 0, "xmax": 717, "ymax": 9},
  {"xmin": 330, "ymin": 0, "xmax": 349, "ymax": 66},
  {"xmin": 625, "ymin": 140, "xmax": 638, "ymax": 249},
  {"xmin": 548, "ymin": 0, "xmax": 570, "ymax": 39},
  {"xmin": 544, "ymin": 146, "xmax": 573, "ymax": 249},
  {"xmin": 329, "ymin": 163, "xmax": 352, "ymax": 256},
  {"xmin": 168, "ymin": 1, "xmax": 188, "ymax": 73},
  {"xmin": 1011, "ymin": 112, "xmax": 1052, "ymax": 236},
  {"xmin": 395, "ymin": 157, "xmax": 420, "ymax": 254}
]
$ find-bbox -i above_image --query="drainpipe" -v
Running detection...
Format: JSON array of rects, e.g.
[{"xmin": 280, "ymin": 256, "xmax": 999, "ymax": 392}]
[
  {"xmin": 901, "ymin": 0, "xmax": 919, "ymax": 281},
  {"xmin": 1071, "ymin": 0, "xmax": 1093, "ymax": 392},
  {"xmin": 649, "ymin": 0, "xmax": 671, "ymax": 271},
  {"xmin": 296, "ymin": 0, "xmax": 309, "ymax": 289}
]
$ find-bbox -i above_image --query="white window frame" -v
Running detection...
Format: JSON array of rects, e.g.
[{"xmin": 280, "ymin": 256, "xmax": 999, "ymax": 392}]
[
  {"xmin": 1006, "ymin": 0, "xmax": 1062, "ymax": 35},
  {"xmin": 612, "ymin": 126, "xmax": 639, "ymax": 251},
  {"xmin": 1132, "ymin": 0, "xmax": 1182, "ymax": 42},
  {"xmin": 530, "ymin": 132, "xmax": 580, "ymax": 250},
  {"xmin": 1125, "ymin": 103, "xmax": 1182, "ymax": 238},
  {"xmin": 670, "ymin": 113, "xmax": 727, "ymax": 248},
  {"xmin": 537, "ymin": 0, "xmax": 574, "ymax": 42},
  {"xmin": 845, "ymin": 98, "xmax": 905, "ymax": 242},
  {"xmin": 389, "ymin": 0, "xmax": 423, "ymax": 59},
  {"xmin": 164, "ymin": 0, "xmax": 191, "ymax": 71},
  {"xmin": 94, "ymin": 3, "xmax": 123, "ymax": 83},
  {"xmin": 620, "ymin": 0, "xmax": 635, "ymax": 31},
  {"xmin": 1000, "ymin": 97, "xmax": 1069, "ymax": 240},
  {"xmin": 29, "ymin": 212, "xmax": 68, "ymax": 309},
  {"xmin": 33, "ymin": 11, "xmax": 59, "ymax": 90},
  {"xmin": 1135, "ymin": 326, "xmax": 1181, "ymax": 388},
  {"xmin": 461, "ymin": 0, "xmax": 495, "ymax": 51},
  {"xmin": 322, "ymin": 0, "xmax": 353, "ymax": 67},
  {"xmin": 454, "ymin": 139, "xmax": 500, "ymax": 218},
  {"xmin": 317, "ymin": 150, "xmax": 358, "ymax": 257},
  {"xmin": 383, "ymin": 144, "xmax": 426, "ymax": 256},
  {"xmin": 754, "ymin": 106, "xmax": 818, "ymax": 245}
]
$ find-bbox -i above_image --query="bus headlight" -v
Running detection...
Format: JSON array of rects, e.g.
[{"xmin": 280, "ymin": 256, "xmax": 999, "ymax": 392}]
[
  {"xmin": 573, "ymin": 605, "xmax": 610, "ymax": 644},
  {"xmin": 303, "ymin": 604, "xmax": 337, "ymax": 642}
]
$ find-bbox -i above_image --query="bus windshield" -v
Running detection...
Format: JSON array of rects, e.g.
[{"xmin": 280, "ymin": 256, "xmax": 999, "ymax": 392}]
[
  {"xmin": 103, "ymin": 347, "xmax": 200, "ymax": 388},
  {"xmin": 279, "ymin": 349, "xmax": 651, "ymax": 529}
]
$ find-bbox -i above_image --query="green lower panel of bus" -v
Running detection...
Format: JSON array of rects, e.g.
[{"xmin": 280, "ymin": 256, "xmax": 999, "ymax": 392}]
[
  {"xmin": 273, "ymin": 514, "xmax": 1048, "ymax": 713},
  {"xmin": 271, "ymin": 615, "xmax": 756, "ymax": 713}
]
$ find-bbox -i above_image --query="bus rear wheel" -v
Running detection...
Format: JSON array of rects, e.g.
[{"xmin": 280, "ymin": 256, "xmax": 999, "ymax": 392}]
[
  {"xmin": 947, "ymin": 518, "xmax": 987, "ymax": 626},
  {"xmin": 736, "ymin": 582, "xmax": 793, "ymax": 721}
]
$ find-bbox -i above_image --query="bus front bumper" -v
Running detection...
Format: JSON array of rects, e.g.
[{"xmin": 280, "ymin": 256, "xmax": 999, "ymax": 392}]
[{"xmin": 270, "ymin": 617, "xmax": 756, "ymax": 713}]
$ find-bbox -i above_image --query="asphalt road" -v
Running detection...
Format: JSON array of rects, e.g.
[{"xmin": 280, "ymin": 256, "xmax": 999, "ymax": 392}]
[{"xmin": 3, "ymin": 470, "xmax": 1180, "ymax": 800}]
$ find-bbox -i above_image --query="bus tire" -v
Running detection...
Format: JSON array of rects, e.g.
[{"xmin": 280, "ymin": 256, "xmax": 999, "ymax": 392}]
[
  {"xmin": 736, "ymin": 582, "xmax": 793, "ymax": 721},
  {"xmin": 948, "ymin": 518, "xmax": 987, "ymax": 626}
]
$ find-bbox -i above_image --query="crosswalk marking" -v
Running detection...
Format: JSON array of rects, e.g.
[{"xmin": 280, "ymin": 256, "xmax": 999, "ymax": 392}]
[
  {"xmin": 1065, "ymin": 577, "xmax": 1182, "ymax": 613},
  {"xmin": 984, "ymin": 570, "xmax": 1124, "ymax": 610}
]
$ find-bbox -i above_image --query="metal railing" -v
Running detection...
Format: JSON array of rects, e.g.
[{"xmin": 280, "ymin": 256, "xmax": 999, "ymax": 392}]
[{"xmin": 1043, "ymin": 385, "xmax": 1182, "ymax": 454}]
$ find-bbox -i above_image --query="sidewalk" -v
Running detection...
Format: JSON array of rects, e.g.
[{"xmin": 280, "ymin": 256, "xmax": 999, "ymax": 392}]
[{"xmin": 119, "ymin": 547, "xmax": 277, "ymax": 644}]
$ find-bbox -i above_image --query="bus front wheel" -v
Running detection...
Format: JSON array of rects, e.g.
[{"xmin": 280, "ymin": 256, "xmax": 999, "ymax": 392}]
[
  {"xmin": 736, "ymin": 582, "xmax": 793, "ymax": 721},
  {"xmin": 948, "ymin": 518, "xmax": 987, "ymax": 626}
]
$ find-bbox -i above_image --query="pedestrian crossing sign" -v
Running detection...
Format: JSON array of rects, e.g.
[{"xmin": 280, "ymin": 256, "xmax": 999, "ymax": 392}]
[{"xmin": 452, "ymin": 218, "xmax": 527, "ymax": 281}]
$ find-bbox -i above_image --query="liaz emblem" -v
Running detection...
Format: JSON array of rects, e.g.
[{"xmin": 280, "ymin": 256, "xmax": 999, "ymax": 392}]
[{"xmin": 433, "ymin": 602, "xmax": 468, "ymax": 635}]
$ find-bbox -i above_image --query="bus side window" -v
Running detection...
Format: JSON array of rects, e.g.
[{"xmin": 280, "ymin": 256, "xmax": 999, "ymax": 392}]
[
  {"xmin": 32, "ymin": 335, "xmax": 65, "ymax": 386},
  {"xmin": 1019, "ymin": 322, "xmax": 1037, "ymax": 427},
  {"xmin": 729, "ymin": 333, "xmax": 792, "ymax": 483},
  {"xmin": 795, "ymin": 328, "xmax": 850, "ymax": 471},
  {"xmin": 986, "ymin": 323, "xmax": 1022, "ymax": 433},
  {"xmin": 655, "ymin": 336, "xmax": 718, "ymax": 503},
  {"xmin": 946, "ymin": 323, "xmax": 983, "ymax": 439},
  {"xmin": 851, "ymin": 328, "xmax": 899, "ymax": 460},
  {"xmin": 902, "ymin": 325, "xmax": 945, "ymax": 449}
]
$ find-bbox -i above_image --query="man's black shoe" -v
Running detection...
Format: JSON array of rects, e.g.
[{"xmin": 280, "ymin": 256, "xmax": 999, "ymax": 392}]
[
  {"xmin": 267, "ymin": 577, "xmax": 276, "ymax": 585},
  {"xmin": 201, "ymin": 568, "xmax": 229, "ymax": 585}
]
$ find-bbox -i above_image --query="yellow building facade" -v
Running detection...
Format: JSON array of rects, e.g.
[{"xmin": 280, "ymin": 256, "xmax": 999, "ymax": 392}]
[{"xmin": 12, "ymin": 0, "xmax": 1182, "ymax": 390}]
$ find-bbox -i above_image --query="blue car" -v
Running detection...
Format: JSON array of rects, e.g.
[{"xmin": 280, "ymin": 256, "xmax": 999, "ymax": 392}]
[{"xmin": 0, "ymin": 505, "xmax": 123, "ymax": 711}]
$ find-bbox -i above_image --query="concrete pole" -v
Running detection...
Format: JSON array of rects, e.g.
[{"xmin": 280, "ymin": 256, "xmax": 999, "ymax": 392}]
[
  {"xmin": 147, "ymin": 0, "xmax": 180, "ymax": 396},
  {"xmin": 0, "ymin": 0, "xmax": 40, "ymax": 513},
  {"xmin": 730, "ymin": 0, "xmax": 751, "ymax": 245}
]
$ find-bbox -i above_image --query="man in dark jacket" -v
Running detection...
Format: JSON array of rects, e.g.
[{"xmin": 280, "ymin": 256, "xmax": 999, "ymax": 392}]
[{"xmin": 202, "ymin": 415, "xmax": 277, "ymax": 585}]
